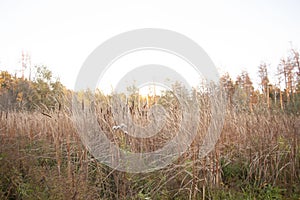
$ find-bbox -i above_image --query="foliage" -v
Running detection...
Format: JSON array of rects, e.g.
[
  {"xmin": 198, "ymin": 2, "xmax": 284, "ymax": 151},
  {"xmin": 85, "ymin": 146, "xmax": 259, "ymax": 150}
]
[{"xmin": 0, "ymin": 66, "xmax": 67, "ymax": 111}]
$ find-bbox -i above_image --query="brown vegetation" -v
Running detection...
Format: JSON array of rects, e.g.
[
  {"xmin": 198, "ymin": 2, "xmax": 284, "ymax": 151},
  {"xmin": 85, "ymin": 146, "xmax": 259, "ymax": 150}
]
[{"xmin": 0, "ymin": 48, "xmax": 300, "ymax": 199}]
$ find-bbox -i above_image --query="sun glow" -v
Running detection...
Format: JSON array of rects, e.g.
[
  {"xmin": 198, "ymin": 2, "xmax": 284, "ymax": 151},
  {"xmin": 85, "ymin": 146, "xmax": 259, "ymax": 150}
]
[
  {"xmin": 138, "ymin": 84, "xmax": 166, "ymax": 98},
  {"xmin": 96, "ymin": 49, "xmax": 202, "ymax": 95}
]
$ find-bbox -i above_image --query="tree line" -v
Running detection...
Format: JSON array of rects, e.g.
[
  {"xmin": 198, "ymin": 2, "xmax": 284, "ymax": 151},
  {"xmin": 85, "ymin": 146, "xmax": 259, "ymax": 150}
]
[
  {"xmin": 221, "ymin": 48, "xmax": 299, "ymax": 113},
  {"xmin": 0, "ymin": 65, "xmax": 68, "ymax": 111},
  {"xmin": 0, "ymin": 48, "xmax": 299, "ymax": 113}
]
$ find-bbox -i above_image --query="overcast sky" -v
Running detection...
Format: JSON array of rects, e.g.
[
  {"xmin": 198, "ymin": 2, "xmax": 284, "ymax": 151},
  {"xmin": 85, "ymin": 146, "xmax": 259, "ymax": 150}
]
[{"xmin": 0, "ymin": 0, "xmax": 300, "ymax": 91}]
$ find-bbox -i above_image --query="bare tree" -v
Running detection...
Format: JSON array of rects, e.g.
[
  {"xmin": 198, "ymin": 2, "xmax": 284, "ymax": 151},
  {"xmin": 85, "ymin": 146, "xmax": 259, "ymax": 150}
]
[
  {"xmin": 258, "ymin": 63, "xmax": 270, "ymax": 108},
  {"xmin": 278, "ymin": 49, "xmax": 299, "ymax": 104}
]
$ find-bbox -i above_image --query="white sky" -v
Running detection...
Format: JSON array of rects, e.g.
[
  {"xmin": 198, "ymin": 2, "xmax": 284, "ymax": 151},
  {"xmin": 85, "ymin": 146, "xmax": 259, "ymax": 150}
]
[{"xmin": 0, "ymin": 0, "xmax": 300, "ymax": 91}]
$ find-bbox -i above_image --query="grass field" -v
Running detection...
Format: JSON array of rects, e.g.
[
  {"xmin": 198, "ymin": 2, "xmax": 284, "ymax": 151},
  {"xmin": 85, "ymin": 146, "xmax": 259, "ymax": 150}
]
[{"xmin": 0, "ymin": 93, "xmax": 299, "ymax": 199}]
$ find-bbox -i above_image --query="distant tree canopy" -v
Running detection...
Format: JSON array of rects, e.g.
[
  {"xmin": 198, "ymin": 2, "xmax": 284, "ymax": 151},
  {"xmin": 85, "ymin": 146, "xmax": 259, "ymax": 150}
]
[
  {"xmin": 0, "ymin": 48, "xmax": 299, "ymax": 114},
  {"xmin": 0, "ymin": 65, "xmax": 68, "ymax": 111},
  {"xmin": 220, "ymin": 48, "xmax": 300, "ymax": 113}
]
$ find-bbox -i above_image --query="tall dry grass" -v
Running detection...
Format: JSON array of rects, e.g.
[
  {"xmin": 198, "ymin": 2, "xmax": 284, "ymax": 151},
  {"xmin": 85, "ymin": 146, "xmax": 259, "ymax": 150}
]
[{"xmin": 0, "ymin": 92, "xmax": 299, "ymax": 199}]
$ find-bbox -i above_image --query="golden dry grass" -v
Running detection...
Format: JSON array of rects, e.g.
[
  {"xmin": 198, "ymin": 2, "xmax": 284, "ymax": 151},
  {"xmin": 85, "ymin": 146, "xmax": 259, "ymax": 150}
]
[{"xmin": 0, "ymin": 96, "xmax": 299, "ymax": 199}]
